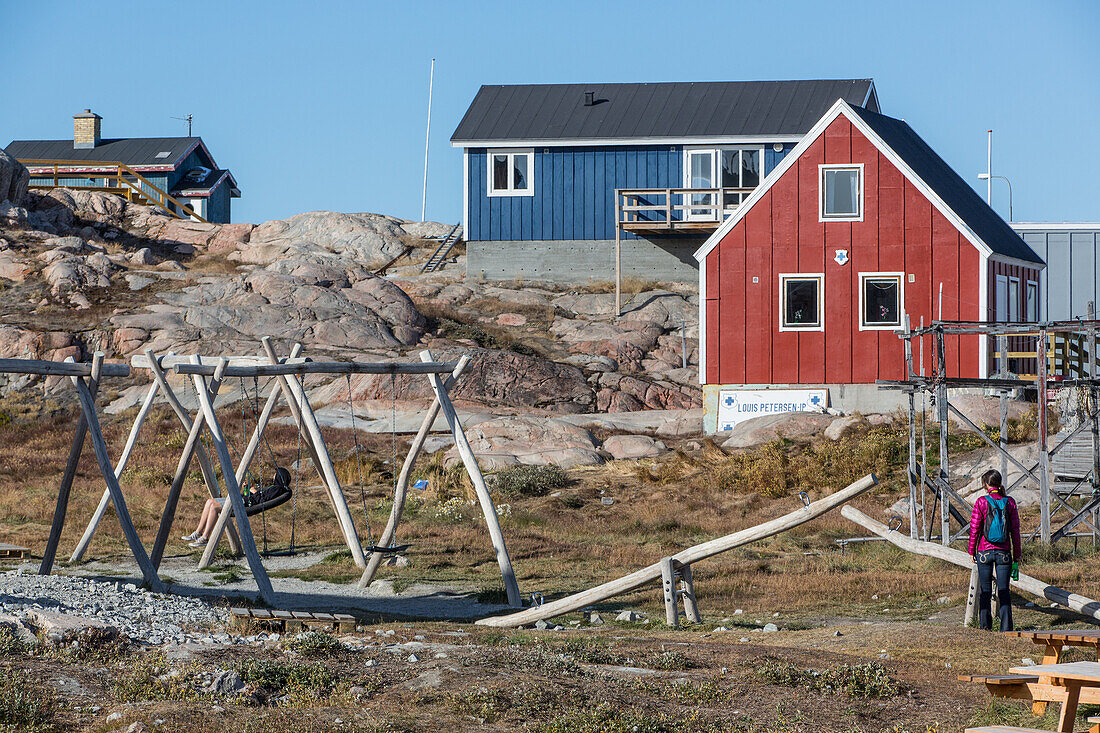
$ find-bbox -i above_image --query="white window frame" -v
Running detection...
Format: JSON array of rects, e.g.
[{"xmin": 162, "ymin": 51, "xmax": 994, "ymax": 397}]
[
  {"xmin": 995, "ymin": 274, "xmax": 1009, "ymax": 323},
  {"xmin": 858, "ymin": 272, "xmax": 905, "ymax": 331},
  {"xmin": 779, "ymin": 273, "xmax": 825, "ymax": 332},
  {"xmin": 1008, "ymin": 276, "xmax": 1020, "ymax": 322},
  {"xmin": 819, "ymin": 163, "xmax": 864, "ymax": 222},
  {"xmin": 1026, "ymin": 281, "xmax": 1039, "ymax": 322},
  {"xmin": 486, "ymin": 148, "xmax": 534, "ymax": 197}
]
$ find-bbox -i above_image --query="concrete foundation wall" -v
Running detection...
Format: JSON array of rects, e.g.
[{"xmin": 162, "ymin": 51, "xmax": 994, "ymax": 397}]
[
  {"xmin": 702, "ymin": 383, "xmax": 913, "ymax": 434},
  {"xmin": 466, "ymin": 237, "xmax": 704, "ymax": 284}
]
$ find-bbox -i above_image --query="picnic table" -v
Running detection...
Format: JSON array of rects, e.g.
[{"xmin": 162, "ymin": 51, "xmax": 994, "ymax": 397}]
[
  {"xmin": 1006, "ymin": 661, "xmax": 1100, "ymax": 732},
  {"xmin": 1006, "ymin": 630, "xmax": 1100, "ymax": 714}
]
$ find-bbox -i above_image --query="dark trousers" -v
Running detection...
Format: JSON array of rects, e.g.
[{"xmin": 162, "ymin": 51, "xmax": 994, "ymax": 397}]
[{"xmin": 976, "ymin": 549, "xmax": 1013, "ymax": 631}]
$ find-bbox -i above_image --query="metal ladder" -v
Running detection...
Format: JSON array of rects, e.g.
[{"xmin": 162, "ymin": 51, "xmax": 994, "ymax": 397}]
[{"xmin": 420, "ymin": 223, "xmax": 462, "ymax": 273}]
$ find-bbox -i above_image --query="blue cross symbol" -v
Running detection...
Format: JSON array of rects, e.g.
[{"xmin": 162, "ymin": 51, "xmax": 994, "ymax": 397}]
[
  {"xmin": 721, "ymin": 423, "xmax": 733, "ymax": 431},
  {"xmin": 724, "ymin": 396, "xmax": 735, "ymax": 407},
  {"xmin": 810, "ymin": 395, "xmax": 822, "ymax": 406}
]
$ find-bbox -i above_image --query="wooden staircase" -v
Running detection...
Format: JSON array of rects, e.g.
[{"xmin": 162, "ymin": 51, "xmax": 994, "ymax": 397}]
[
  {"xmin": 19, "ymin": 158, "xmax": 207, "ymax": 223},
  {"xmin": 420, "ymin": 223, "xmax": 462, "ymax": 273}
]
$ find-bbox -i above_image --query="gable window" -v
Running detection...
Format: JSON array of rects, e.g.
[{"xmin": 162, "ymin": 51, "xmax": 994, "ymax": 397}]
[
  {"xmin": 779, "ymin": 274, "xmax": 824, "ymax": 331},
  {"xmin": 859, "ymin": 273, "xmax": 904, "ymax": 330},
  {"xmin": 820, "ymin": 164, "xmax": 863, "ymax": 221},
  {"xmin": 1026, "ymin": 281, "xmax": 1038, "ymax": 322},
  {"xmin": 487, "ymin": 149, "xmax": 534, "ymax": 196}
]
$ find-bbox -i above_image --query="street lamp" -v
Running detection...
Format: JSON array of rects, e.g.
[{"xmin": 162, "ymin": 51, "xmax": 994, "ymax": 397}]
[{"xmin": 978, "ymin": 173, "xmax": 1013, "ymax": 221}]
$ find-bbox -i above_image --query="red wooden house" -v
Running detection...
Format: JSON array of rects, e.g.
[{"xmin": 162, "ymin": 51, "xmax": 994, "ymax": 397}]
[{"xmin": 694, "ymin": 99, "xmax": 1044, "ymax": 433}]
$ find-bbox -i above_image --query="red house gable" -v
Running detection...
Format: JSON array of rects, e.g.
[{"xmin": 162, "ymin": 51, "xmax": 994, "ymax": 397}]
[{"xmin": 695, "ymin": 100, "xmax": 1043, "ymax": 389}]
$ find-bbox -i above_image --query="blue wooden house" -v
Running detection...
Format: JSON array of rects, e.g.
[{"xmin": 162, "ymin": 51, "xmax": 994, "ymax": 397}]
[
  {"xmin": 451, "ymin": 79, "xmax": 880, "ymax": 283},
  {"xmin": 6, "ymin": 109, "xmax": 240, "ymax": 223}
]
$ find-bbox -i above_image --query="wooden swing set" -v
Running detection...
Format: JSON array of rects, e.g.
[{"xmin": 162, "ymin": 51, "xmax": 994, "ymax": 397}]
[{"xmin": 8, "ymin": 340, "xmax": 522, "ymax": 608}]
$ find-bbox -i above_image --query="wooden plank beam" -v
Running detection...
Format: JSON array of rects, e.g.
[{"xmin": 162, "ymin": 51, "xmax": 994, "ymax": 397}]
[{"xmin": 0, "ymin": 358, "xmax": 129, "ymax": 377}]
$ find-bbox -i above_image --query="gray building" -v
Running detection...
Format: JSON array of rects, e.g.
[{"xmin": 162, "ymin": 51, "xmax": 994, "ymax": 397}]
[{"xmin": 1013, "ymin": 223, "xmax": 1100, "ymax": 320}]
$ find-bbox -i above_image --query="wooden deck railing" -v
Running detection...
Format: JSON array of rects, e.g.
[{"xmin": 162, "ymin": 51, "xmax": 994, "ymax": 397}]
[
  {"xmin": 19, "ymin": 159, "xmax": 207, "ymax": 223},
  {"xmin": 616, "ymin": 187, "xmax": 754, "ymax": 232},
  {"xmin": 1002, "ymin": 331, "xmax": 1090, "ymax": 380}
]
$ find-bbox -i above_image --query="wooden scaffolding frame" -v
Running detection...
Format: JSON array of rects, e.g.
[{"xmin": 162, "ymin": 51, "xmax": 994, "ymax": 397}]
[{"xmin": 880, "ymin": 313, "xmax": 1100, "ymax": 547}]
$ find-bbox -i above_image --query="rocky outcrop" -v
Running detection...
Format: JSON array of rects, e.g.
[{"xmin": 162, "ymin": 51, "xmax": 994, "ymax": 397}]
[
  {"xmin": 109, "ymin": 264, "xmax": 426, "ymax": 356},
  {"xmin": 313, "ymin": 346, "xmax": 595, "ymax": 413},
  {"xmin": 0, "ymin": 326, "xmax": 81, "ymax": 390},
  {"xmin": 232, "ymin": 211, "xmax": 414, "ymax": 270},
  {"xmin": 444, "ymin": 415, "xmax": 603, "ymax": 469},
  {"xmin": 603, "ymin": 435, "xmax": 668, "ymax": 460},
  {"xmin": 720, "ymin": 413, "xmax": 838, "ymax": 450},
  {"xmin": 0, "ymin": 149, "xmax": 29, "ymax": 206}
]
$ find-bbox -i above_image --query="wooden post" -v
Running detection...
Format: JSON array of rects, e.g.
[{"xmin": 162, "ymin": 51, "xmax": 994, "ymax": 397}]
[
  {"xmin": 261, "ymin": 339, "xmax": 366, "ymax": 569},
  {"xmin": 938, "ymin": 380, "xmax": 950, "ymax": 545},
  {"xmin": 190, "ymin": 356, "xmax": 275, "ymax": 605},
  {"xmin": 964, "ymin": 565, "xmax": 979, "ymax": 627},
  {"xmin": 421, "ymin": 349, "xmax": 521, "ymax": 608},
  {"xmin": 70, "ymin": 356, "xmax": 164, "ymax": 592},
  {"xmin": 69, "ymin": 377, "xmax": 160, "ymax": 563},
  {"xmin": 904, "ymin": 317, "xmax": 918, "ymax": 538},
  {"xmin": 40, "ymin": 355, "xmax": 102, "ymax": 575},
  {"xmin": 679, "ymin": 563, "xmax": 701, "ymax": 624},
  {"xmin": 614, "ymin": 190, "xmax": 622, "ymax": 319},
  {"xmin": 1089, "ymin": 303, "xmax": 1100, "ymax": 548},
  {"xmin": 359, "ymin": 355, "xmax": 471, "ymax": 588},
  {"xmin": 197, "ymin": 344, "xmax": 303, "ymax": 568},
  {"xmin": 660, "ymin": 556, "xmax": 678, "ymax": 628},
  {"xmin": 1038, "ymin": 329, "xmax": 1051, "ymax": 544}
]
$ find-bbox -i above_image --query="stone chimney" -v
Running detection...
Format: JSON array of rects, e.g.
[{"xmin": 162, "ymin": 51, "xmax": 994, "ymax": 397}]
[{"xmin": 73, "ymin": 109, "xmax": 101, "ymax": 149}]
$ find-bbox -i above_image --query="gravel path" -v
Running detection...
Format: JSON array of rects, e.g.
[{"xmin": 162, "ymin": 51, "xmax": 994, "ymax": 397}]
[{"xmin": 0, "ymin": 569, "xmax": 227, "ymax": 645}]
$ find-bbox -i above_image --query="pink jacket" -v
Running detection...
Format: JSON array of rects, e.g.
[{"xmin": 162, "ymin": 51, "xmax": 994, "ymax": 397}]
[{"xmin": 968, "ymin": 491, "xmax": 1021, "ymax": 559}]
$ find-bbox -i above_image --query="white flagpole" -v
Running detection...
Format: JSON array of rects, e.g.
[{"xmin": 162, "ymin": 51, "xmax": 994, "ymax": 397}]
[{"xmin": 421, "ymin": 58, "xmax": 435, "ymax": 222}]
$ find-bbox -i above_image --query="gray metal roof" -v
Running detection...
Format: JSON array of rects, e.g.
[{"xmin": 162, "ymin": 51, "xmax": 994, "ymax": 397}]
[
  {"xmin": 451, "ymin": 79, "xmax": 877, "ymax": 144},
  {"xmin": 5, "ymin": 137, "xmax": 204, "ymax": 169},
  {"xmin": 849, "ymin": 105, "xmax": 1043, "ymax": 265}
]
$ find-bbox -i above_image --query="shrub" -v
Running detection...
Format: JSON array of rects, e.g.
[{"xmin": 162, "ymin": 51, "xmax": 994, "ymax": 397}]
[
  {"xmin": 0, "ymin": 667, "xmax": 56, "ymax": 731},
  {"xmin": 0, "ymin": 626, "xmax": 29, "ymax": 657},
  {"xmin": 757, "ymin": 656, "xmax": 901, "ymax": 698},
  {"xmin": 284, "ymin": 631, "xmax": 344, "ymax": 657},
  {"xmin": 236, "ymin": 658, "xmax": 335, "ymax": 696},
  {"xmin": 491, "ymin": 464, "xmax": 568, "ymax": 497}
]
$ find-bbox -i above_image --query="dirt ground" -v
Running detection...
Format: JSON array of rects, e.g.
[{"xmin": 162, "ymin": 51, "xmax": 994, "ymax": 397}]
[{"xmin": 2, "ymin": 403, "xmax": 1099, "ymax": 732}]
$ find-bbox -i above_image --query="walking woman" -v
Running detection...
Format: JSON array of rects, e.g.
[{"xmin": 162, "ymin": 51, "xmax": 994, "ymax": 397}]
[{"xmin": 967, "ymin": 469, "xmax": 1022, "ymax": 631}]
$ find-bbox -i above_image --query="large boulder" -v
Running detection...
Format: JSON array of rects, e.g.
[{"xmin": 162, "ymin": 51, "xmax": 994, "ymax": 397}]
[
  {"xmin": 0, "ymin": 149, "xmax": 29, "ymax": 205},
  {"xmin": 720, "ymin": 412, "xmax": 837, "ymax": 450},
  {"xmin": 603, "ymin": 435, "xmax": 668, "ymax": 460},
  {"xmin": 948, "ymin": 395, "xmax": 1033, "ymax": 433},
  {"xmin": 39, "ymin": 188, "xmax": 126, "ymax": 225},
  {"xmin": 234, "ymin": 211, "xmax": 414, "ymax": 270},
  {"xmin": 445, "ymin": 415, "xmax": 603, "ymax": 469}
]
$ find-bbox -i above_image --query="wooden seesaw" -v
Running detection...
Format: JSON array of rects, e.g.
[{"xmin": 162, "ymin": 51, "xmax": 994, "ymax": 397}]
[{"xmin": 477, "ymin": 473, "xmax": 879, "ymax": 628}]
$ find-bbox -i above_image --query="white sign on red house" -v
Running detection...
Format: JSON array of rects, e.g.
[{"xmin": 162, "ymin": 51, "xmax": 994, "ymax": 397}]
[{"xmin": 717, "ymin": 389, "xmax": 829, "ymax": 432}]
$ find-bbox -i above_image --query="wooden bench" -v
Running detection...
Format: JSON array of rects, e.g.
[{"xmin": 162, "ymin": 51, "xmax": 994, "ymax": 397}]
[
  {"xmin": 959, "ymin": 673, "xmax": 1041, "ymax": 695},
  {"xmin": 1088, "ymin": 714, "xmax": 1100, "ymax": 733}
]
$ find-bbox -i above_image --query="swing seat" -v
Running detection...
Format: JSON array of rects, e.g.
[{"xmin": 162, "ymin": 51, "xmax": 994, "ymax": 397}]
[
  {"xmin": 364, "ymin": 544, "xmax": 410, "ymax": 555},
  {"xmin": 244, "ymin": 487, "xmax": 292, "ymax": 517}
]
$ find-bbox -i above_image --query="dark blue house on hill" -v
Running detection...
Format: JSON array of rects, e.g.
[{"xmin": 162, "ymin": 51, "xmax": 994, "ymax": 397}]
[
  {"xmin": 6, "ymin": 109, "xmax": 240, "ymax": 223},
  {"xmin": 451, "ymin": 79, "xmax": 880, "ymax": 283}
]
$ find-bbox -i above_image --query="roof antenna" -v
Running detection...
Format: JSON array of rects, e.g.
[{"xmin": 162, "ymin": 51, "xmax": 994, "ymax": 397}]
[{"xmin": 170, "ymin": 114, "xmax": 193, "ymax": 136}]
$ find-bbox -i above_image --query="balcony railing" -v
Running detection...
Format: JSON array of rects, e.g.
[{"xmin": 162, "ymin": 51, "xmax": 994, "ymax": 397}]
[{"xmin": 615, "ymin": 187, "xmax": 754, "ymax": 233}]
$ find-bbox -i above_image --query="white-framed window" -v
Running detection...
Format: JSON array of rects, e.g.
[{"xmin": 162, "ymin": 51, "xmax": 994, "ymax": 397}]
[
  {"xmin": 1008, "ymin": 276, "xmax": 1020, "ymax": 322},
  {"xmin": 779, "ymin": 273, "xmax": 824, "ymax": 331},
  {"xmin": 487, "ymin": 149, "xmax": 534, "ymax": 197},
  {"xmin": 859, "ymin": 273, "xmax": 904, "ymax": 330},
  {"xmin": 719, "ymin": 146, "xmax": 764, "ymax": 206},
  {"xmin": 1026, "ymin": 281, "xmax": 1039, "ymax": 322},
  {"xmin": 995, "ymin": 274, "xmax": 1009, "ymax": 323},
  {"xmin": 819, "ymin": 164, "xmax": 864, "ymax": 221}
]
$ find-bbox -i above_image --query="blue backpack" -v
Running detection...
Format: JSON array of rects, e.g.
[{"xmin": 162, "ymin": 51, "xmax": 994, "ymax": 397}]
[{"xmin": 984, "ymin": 495, "xmax": 1009, "ymax": 545}]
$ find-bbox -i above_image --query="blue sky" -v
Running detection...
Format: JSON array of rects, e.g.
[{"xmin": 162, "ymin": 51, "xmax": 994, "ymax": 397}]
[{"xmin": 3, "ymin": 1, "xmax": 1097, "ymax": 225}]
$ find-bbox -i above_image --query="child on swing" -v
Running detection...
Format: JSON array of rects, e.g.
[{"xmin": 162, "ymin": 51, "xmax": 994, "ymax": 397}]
[{"xmin": 182, "ymin": 467, "xmax": 291, "ymax": 548}]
